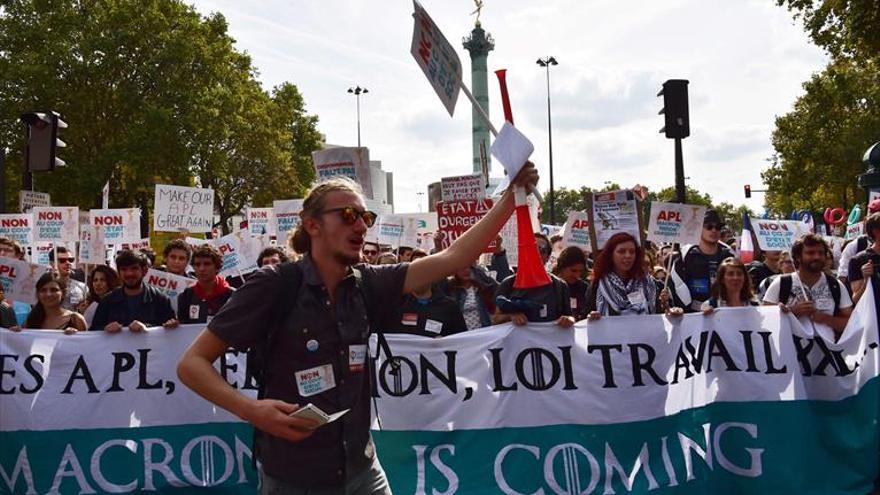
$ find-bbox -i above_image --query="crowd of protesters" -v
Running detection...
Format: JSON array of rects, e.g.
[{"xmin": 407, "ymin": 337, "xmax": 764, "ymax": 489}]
[{"xmin": 1, "ymin": 198, "xmax": 875, "ymax": 341}]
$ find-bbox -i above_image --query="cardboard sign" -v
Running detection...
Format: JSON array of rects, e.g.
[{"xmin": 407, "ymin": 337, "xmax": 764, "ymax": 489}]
[
  {"xmin": 561, "ymin": 211, "xmax": 592, "ymax": 253},
  {"xmin": 273, "ymin": 199, "xmax": 304, "ymax": 236},
  {"xmin": 119, "ymin": 238, "xmax": 151, "ymax": 251},
  {"xmin": 30, "ymin": 243, "xmax": 54, "ymax": 266},
  {"xmin": 19, "ymin": 190, "xmax": 50, "ymax": 213},
  {"xmin": 751, "ymin": 218, "xmax": 811, "ymax": 250},
  {"xmin": 588, "ymin": 190, "xmax": 643, "ymax": 250},
  {"xmin": 411, "ymin": 0, "xmax": 462, "ymax": 116},
  {"xmin": 90, "ymin": 208, "xmax": 141, "ymax": 243},
  {"xmin": 375, "ymin": 215, "xmax": 405, "ymax": 247},
  {"xmin": 247, "ymin": 207, "xmax": 276, "ymax": 236},
  {"xmin": 646, "ymin": 202, "xmax": 707, "ymax": 245},
  {"xmin": 397, "ymin": 213, "xmax": 438, "ymax": 250},
  {"xmin": 312, "ymin": 147, "xmax": 373, "ymax": 200},
  {"xmin": 437, "ymin": 199, "xmax": 494, "ymax": 251},
  {"xmin": 79, "ymin": 225, "xmax": 107, "ymax": 265},
  {"xmin": 32, "ymin": 207, "xmax": 79, "ymax": 243},
  {"xmin": 0, "ymin": 213, "xmax": 34, "ymax": 246},
  {"xmin": 153, "ymin": 184, "xmax": 214, "ymax": 233},
  {"xmin": 145, "ymin": 268, "xmax": 196, "ymax": 311},
  {"xmin": 540, "ymin": 224, "xmax": 564, "ymax": 239},
  {"xmin": 846, "ymin": 222, "xmax": 865, "ymax": 241},
  {"xmin": 441, "ymin": 173, "xmax": 485, "ymax": 202},
  {"xmin": 213, "ymin": 232, "xmax": 263, "ymax": 278},
  {"xmin": 0, "ymin": 258, "xmax": 51, "ymax": 305}
]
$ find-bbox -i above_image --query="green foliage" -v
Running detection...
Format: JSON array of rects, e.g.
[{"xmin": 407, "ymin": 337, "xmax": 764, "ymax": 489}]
[
  {"xmin": 776, "ymin": 0, "xmax": 880, "ymax": 59},
  {"xmin": 763, "ymin": 57, "xmax": 880, "ymax": 214},
  {"xmin": 0, "ymin": 0, "xmax": 322, "ymax": 232}
]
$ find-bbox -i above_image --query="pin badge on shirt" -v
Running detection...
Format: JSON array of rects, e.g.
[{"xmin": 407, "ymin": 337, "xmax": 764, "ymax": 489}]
[
  {"xmin": 306, "ymin": 339, "xmax": 319, "ymax": 352},
  {"xmin": 189, "ymin": 305, "xmax": 200, "ymax": 320}
]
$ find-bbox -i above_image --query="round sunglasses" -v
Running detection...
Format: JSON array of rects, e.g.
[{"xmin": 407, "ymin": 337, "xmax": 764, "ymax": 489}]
[{"xmin": 319, "ymin": 207, "xmax": 377, "ymax": 228}]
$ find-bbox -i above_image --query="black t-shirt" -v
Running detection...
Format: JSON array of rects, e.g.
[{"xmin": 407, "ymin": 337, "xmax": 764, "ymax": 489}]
[
  {"xmin": 495, "ymin": 274, "xmax": 572, "ymax": 322},
  {"xmin": 848, "ymin": 248, "xmax": 880, "ymax": 283},
  {"xmin": 388, "ymin": 292, "xmax": 468, "ymax": 337},
  {"xmin": 747, "ymin": 261, "xmax": 778, "ymax": 290},
  {"xmin": 677, "ymin": 244, "xmax": 734, "ymax": 307}
]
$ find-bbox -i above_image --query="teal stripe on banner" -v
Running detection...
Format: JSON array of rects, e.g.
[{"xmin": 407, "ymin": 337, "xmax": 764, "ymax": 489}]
[
  {"xmin": 373, "ymin": 377, "xmax": 880, "ymax": 495},
  {"xmin": 3, "ymin": 380, "xmax": 879, "ymax": 494},
  {"xmin": 0, "ymin": 423, "xmax": 256, "ymax": 494}
]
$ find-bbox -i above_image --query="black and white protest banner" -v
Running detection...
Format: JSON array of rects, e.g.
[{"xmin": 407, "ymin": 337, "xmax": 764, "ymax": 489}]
[{"xmin": 18, "ymin": 190, "xmax": 50, "ymax": 213}]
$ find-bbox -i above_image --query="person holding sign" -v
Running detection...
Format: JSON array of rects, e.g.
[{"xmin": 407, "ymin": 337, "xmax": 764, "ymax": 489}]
[
  {"xmin": 701, "ymin": 259, "xmax": 760, "ymax": 312},
  {"xmin": 178, "ymin": 164, "xmax": 539, "ymax": 494},
  {"xmin": 586, "ymin": 233, "xmax": 681, "ymax": 319},
  {"xmin": 177, "ymin": 244, "xmax": 234, "ymax": 325},
  {"xmin": 19, "ymin": 273, "xmax": 86, "ymax": 334},
  {"xmin": 90, "ymin": 250, "xmax": 179, "ymax": 332}
]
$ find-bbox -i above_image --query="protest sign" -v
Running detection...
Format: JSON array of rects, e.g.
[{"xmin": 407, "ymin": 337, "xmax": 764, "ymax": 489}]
[
  {"xmin": 145, "ymin": 268, "xmax": 196, "ymax": 311},
  {"xmin": 30, "ymin": 243, "xmax": 54, "ymax": 266},
  {"xmin": 0, "ymin": 257, "xmax": 51, "ymax": 305},
  {"xmin": 540, "ymin": 224, "xmax": 563, "ymax": 239},
  {"xmin": 846, "ymin": 221, "xmax": 865, "ymax": 240},
  {"xmin": 214, "ymin": 231, "xmax": 262, "ymax": 278},
  {"xmin": 78, "ymin": 225, "xmax": 106, "ymax": 265},
  {"xmin": 119, "ymin": 238, "xmax": 151, "ymax": 251},
  {"xmin": 397, "ymin": 213, "xmax": 437, "ymax": 250},
  {"xmin": 273, "ymin": 199, "xmax": 304, "ymax": 236},
  {"xmin": 153, "ymin": 185, "xmax": 214, "ymax": 233},
  {"xmin": 31, "ymin": 206, "xmax": 79, "ymax": 243},
  {"xmin": 376, "ymin": 215, "xmax": 405, "ymax": 247},
  {"xmin": 436, "ymin": 199, "xmax": 494, "ymax": 251},
  {"xmin": 647, "ymin": 201, "xmax": 706, "ymax": 245},
  {"xmin": 18, "ymin": 190, "xmax": 50, "ymax": 213},
  {"xmin": 589, "ymin": 190, "xmax": 643, "ymax": 250},
  {"xmin": 561, "ymin": 210, "xmax": 592, "ymax": 253},
  {"xmin": 751, "ymin": 218, "xmax": 811, "ymax": 250},
  {"xmin": 0, "ymin": 213, "xmax": 33, "ymax": 245},
  {"xmin": 410, "ymin": 0, "xmax": 462, "ymax": 116},
  {"xmin": 246, "ymin": 207, "xmax": 275, "ymax": 236},
  {"xmin": 90, "ymin": 208, "xmax": 141, "ymax": 243},
  {"xmin": 4, "ymin": 286, "xmax": 880, "ymax": 494},
  {"xmin": 440, "ymin": 173, "xmax": 485, "ymax": 201},
  {"xmin": 312, "ymin": 147, "xmax": 373, "ymax": 199}
]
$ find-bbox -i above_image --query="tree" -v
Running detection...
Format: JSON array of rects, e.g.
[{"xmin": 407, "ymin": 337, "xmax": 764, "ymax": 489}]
[
  {"xmin": 541, "ymin": 183, "xmax": 621, "ymax": 224},
  {"xmin": 0, "ymin": 1, "xmax": 321, "ymax": 232},
  {"xmin": 776, "ymin": 0, "xmax": 880, "ymax": 59},
  {"xmin": 763, "ymin": 57, "xmax": 880, "ymax": 214}
]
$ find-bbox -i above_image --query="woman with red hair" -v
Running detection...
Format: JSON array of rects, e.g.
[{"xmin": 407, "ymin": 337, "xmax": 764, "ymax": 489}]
[{"xmin": 586, "ymin": 232, "xmax": 681, "ymax": 319}]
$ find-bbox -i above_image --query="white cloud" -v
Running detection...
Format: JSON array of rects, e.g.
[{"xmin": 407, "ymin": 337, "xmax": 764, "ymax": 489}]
[{"xmin": 188, "ymin": 0, "xmax": 827, "ymax": 216}]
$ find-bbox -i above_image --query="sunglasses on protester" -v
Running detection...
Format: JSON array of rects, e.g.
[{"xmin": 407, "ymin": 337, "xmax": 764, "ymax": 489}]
[
  {"xmin": 320, "ymin": 207, "xmax": 377, "ymax": 228},
  {"xmin": 363, "ymin": 248, "xmax": 378, "ymax": 256},
  {"xmin": 58, "ymin": 257, "xmax": 75, "ymax": 263},
  {"xmin": 703, "ymin": 223, "xmax": 723, "ymax": 231}
]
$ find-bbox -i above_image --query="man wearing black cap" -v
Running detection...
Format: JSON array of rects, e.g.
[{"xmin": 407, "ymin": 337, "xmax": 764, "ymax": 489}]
[{"xmin": 669, "ymin": 209, "xmax": 735, "ymax": 312}]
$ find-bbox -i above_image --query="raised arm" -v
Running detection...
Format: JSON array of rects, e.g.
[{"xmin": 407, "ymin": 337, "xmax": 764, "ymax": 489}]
[{"xmin": 403, "ymin": 163, "xmax": 539, "ymax": 293}]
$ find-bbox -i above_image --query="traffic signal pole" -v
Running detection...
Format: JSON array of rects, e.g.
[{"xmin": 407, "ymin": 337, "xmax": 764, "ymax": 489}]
[{"xmin": 674, "ymin": 138, "xmax": 685, "ymax": 204}]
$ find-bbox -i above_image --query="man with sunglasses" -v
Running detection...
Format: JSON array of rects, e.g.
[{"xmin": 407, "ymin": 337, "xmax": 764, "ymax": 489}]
[
  {"xmin": 49, "ymin": 246, "xmax": 88, "ymax": 311},
  {"xmin": 361, "ymin": 242, "xmax": 380, "ymax": 264},
  {"xmin": 669, "ymin": 209, "xmax": 735, "ymax": 312},
  {"xmin": 179, "ymin": 164, "xmax": 540, "ymax": 495}
]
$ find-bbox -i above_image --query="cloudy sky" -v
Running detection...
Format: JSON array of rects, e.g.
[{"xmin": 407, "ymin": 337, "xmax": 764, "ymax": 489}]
[{"xmin": 188, "ymin": 0, "xmax": 827, "ymax": 217}]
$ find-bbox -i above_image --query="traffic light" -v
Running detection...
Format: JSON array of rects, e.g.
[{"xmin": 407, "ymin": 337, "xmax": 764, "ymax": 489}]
[
  {"xmin": 744, "ymin": 184, "xmax": 751, "ymax": 198},
  {"xmin": 20, "ymin": 111, "xmax": 67, "ymax": 172},
  {"xmin": 657, "ymin": 79, "xmax": 689, "ymax": 139}
]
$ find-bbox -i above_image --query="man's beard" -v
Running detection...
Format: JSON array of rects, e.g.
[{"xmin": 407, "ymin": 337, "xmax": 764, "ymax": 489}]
[
  {"xmin": 334, "ymin": 250, "xmax": 360, "ymax": 266},
  {"xmin": 123, "ymin": 279, "xmax": 142, "ymax": 289},
  {"xmin": 802, "ymin": 260, "xmax": 825, "ymax": 273}
]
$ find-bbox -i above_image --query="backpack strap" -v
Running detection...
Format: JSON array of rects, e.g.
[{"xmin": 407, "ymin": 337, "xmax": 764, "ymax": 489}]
[
  {"xmin": 824, "ymin": 273, "xmax": 841, "ymax": 315},
  {"xmin": 779, "ymin": 274, "xmax": 793, "ymax": 304},
  {"xmin": 252, "ymin": 262, "xmax": 303, "ymax": 398}
]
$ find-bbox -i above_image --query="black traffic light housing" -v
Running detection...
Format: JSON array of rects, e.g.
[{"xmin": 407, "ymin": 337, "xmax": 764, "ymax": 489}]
[
  {"xmin": 21, "ymin": 111, "xmax": 67, "ymax": 172},
  {"xmin": 658, "ymin": 79, "xmax": 690, "ymax": 139},
  {"xmin": 744, "ymin": 184, "xmax": 751, "ymax": 198}
]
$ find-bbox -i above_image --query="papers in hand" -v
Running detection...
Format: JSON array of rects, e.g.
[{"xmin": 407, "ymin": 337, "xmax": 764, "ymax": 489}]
[
  {"xmin": 289, "ymin": 403, "xmax": 350, "ymax": 426},
  {"xmin": 490, "ymin": 122, "xmax": 534, "ymax": 181}
]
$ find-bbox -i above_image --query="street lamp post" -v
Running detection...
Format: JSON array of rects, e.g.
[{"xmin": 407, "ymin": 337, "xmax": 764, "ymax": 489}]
[
  {"xmin": 536, "ymin": 57, "xmax": 558, "ymax": 224},
  {"xmin": 347, "ymin": 86, "xmax": 368, "ymax": 147}
]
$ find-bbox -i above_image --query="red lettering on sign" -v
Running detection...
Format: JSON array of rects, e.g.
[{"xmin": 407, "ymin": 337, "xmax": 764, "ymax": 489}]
[
  {"xmin": 0, "ymin": 266, "xmax": 15, "ymax": 277},
  {"xmin": 147, "ymin": 275, "xmax": 177, "ymax": 290},
  {"xmin": 572, "ymin": 219, "xmax": 589, "ymax": 229},
  {"xmin": 94, "ymin": 215, "xmax": 123, "ymax": 226},
  {"xmin": 219, "ymin": 243, "xmax": 235, "ymax": 254},
  {"xmin": 38, "ymin": 211, "xmax": 61, "ymax": 221},
  {"xmin": 658, "ymin": 211, "xmax": 681, "ymax": 222},
  {"xmin": 0, "ymin": 219, "xmax": 27, "ymax": 228}
]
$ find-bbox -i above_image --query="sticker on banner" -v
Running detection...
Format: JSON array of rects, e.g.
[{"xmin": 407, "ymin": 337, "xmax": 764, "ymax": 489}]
[
  {"xmin": 295, "ymin": 364, "xmax": 335, "ymax": 397},
  {"xmin": 349, "ymin": 345, "xmax": 367, "ymax": 372},
  {"xmin": 424, "ymin": 319, "xmax": 443, "ymax": 335}
]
